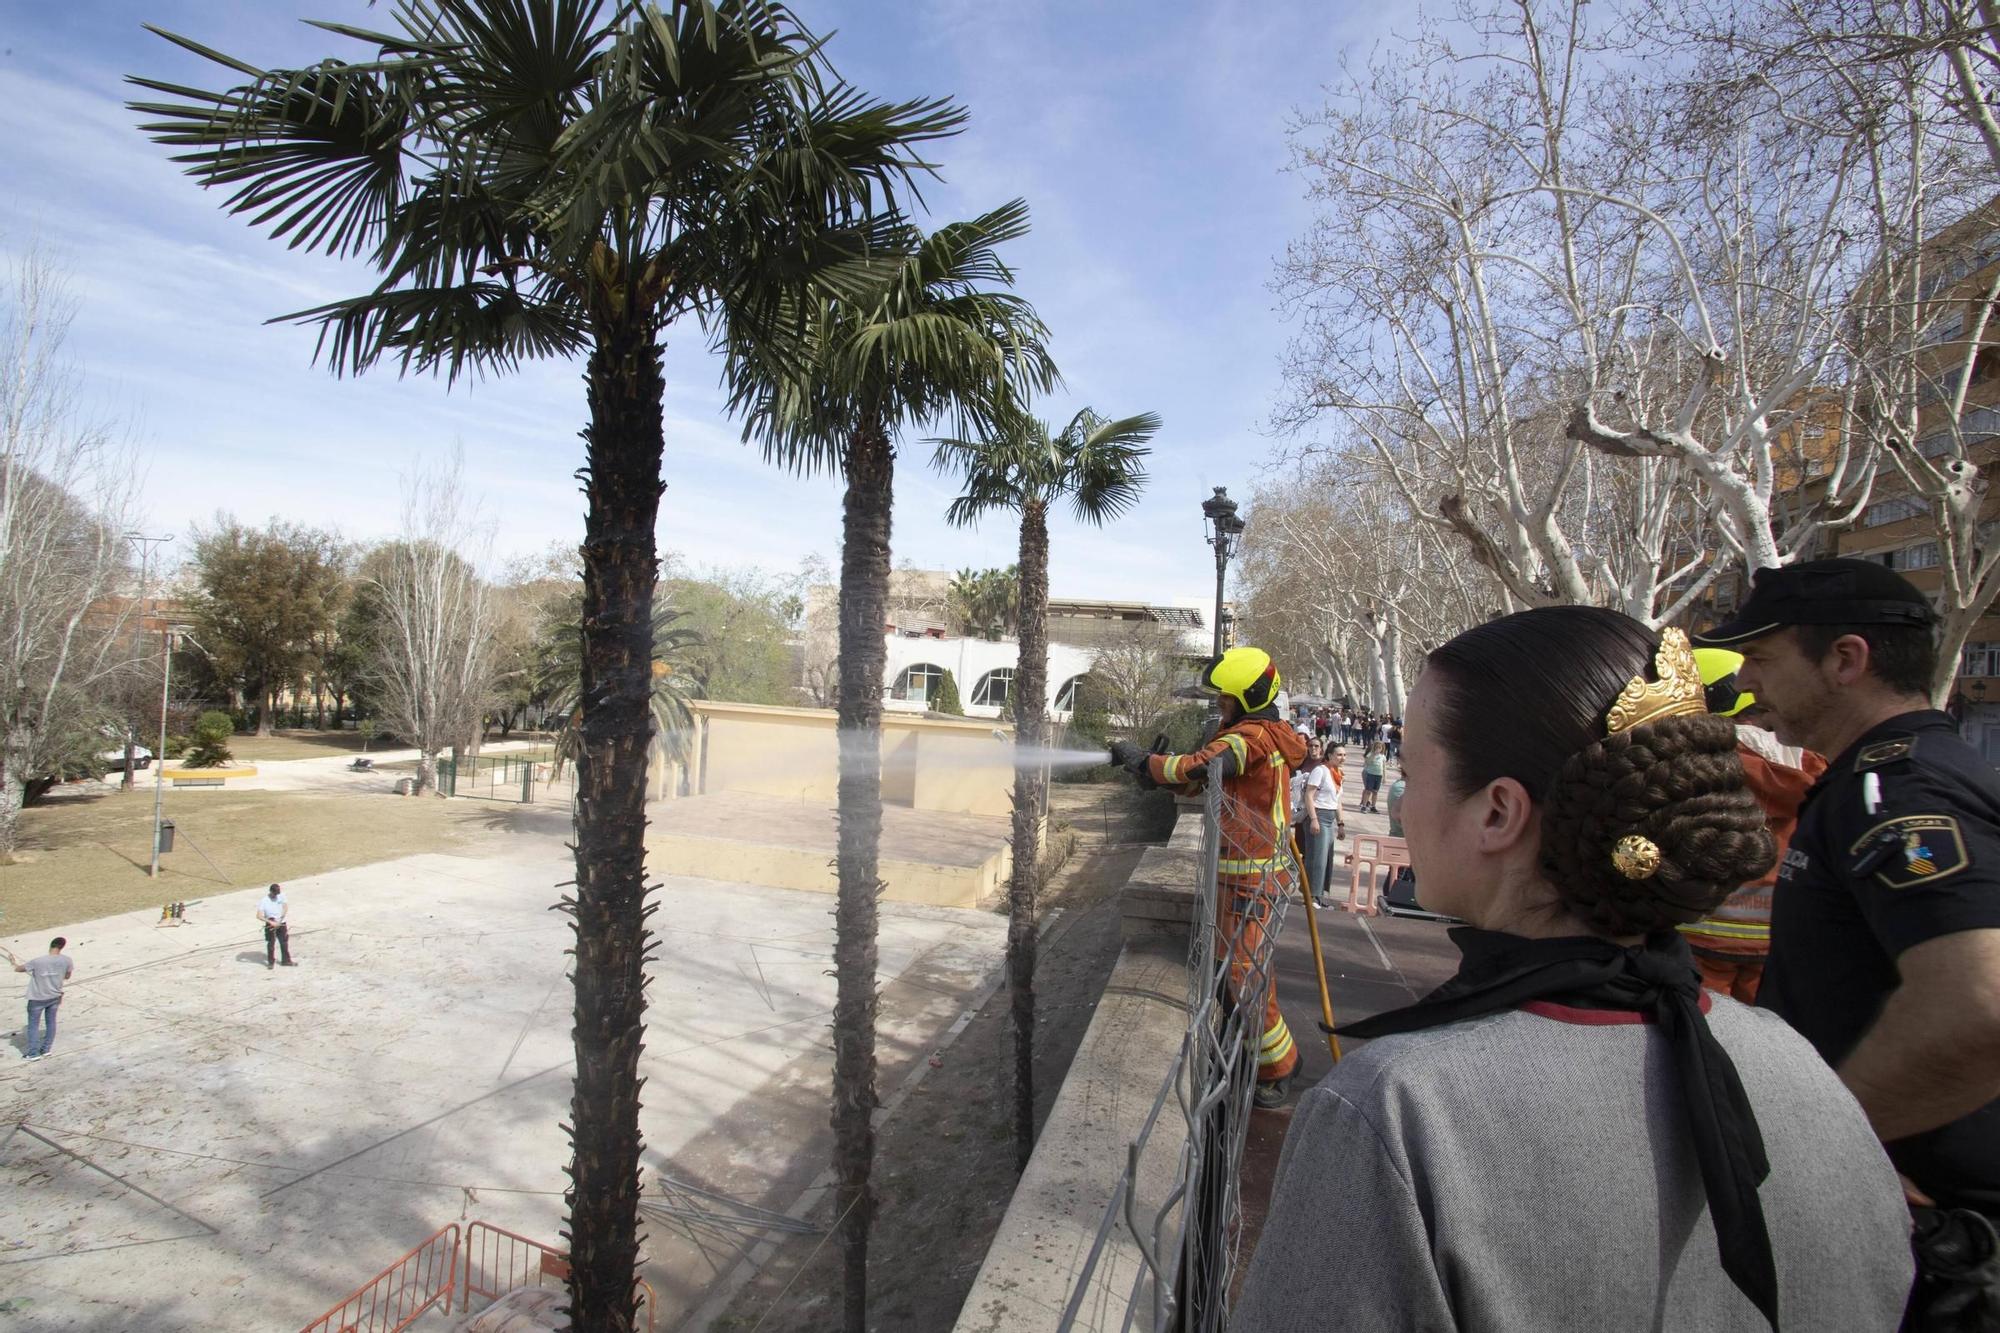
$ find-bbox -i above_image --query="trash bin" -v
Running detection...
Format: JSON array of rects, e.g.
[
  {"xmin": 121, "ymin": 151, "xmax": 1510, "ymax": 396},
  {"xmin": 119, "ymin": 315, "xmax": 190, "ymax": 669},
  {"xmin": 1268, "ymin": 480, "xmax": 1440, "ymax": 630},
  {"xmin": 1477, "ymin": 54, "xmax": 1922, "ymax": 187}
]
[
  {"xmin": 157, "ymin": 819, "xmax": 175, "ymax": 853},
  {"xmin": 393, "ymin": 778, "xmax": 415, "ymax": 796}
]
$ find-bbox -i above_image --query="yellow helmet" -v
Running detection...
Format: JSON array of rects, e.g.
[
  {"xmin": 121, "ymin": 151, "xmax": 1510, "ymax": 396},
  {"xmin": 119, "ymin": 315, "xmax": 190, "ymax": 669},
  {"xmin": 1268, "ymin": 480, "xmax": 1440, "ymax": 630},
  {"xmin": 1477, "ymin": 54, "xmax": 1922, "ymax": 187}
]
[
  {"xmin": 1693, "ymin": 647, "xmax": 1754, "ymax": 718},
  {"xmin": 1203, "ymin": 646, "xmax": 1281, "ymax": 712}
]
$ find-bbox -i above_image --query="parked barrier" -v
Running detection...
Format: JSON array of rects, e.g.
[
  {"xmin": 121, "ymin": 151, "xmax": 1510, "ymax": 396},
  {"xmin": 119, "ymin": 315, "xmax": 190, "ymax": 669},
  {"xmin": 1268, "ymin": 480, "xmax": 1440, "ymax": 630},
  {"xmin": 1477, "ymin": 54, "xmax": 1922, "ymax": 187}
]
[
  {"xmin": 1340, "ymin": 834, "xmax": 1412, "ymax": 917},
  {"xmin": 462, "ymin": 1221, "xmax": 656, "ymax": 1331},
  {"xmin": 299, "ymin": 1222, "xmax": 460, "ymax": 1333}
]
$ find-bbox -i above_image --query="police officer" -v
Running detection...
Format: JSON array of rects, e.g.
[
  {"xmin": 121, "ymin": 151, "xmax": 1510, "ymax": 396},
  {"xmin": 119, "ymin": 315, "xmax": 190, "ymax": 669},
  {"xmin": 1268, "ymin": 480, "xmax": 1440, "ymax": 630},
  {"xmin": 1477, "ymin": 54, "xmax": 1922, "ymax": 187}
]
[{"xmin": 1694, "ymin": 558, "xmax": 2000, "ymax": 1237}]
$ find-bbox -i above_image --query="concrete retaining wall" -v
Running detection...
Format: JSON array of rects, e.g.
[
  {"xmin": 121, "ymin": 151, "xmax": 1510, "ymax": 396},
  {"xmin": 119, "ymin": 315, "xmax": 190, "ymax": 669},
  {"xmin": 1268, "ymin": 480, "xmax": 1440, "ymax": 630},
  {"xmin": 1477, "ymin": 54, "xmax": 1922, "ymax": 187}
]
[
  {"xmin": 952, "ymin": 806, "xmax": 1203, "ymax": 1332},
  {"xmin": 659, "ymin": 699, "xmax": 1019, "ymax": 817}
]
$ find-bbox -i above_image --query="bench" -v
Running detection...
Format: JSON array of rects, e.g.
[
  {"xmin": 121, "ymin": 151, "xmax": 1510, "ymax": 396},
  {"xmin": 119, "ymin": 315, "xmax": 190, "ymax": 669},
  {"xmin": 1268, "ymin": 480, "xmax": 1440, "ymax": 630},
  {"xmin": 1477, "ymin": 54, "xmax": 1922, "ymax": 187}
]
[{"xmin": 169, "ymin": 776, "xmax": 224, "ymax": 788}]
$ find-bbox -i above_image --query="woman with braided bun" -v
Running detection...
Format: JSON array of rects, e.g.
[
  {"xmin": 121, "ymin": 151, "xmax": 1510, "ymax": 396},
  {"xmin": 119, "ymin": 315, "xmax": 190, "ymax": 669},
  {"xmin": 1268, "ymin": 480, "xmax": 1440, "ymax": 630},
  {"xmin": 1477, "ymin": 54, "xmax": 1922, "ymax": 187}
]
[{"xmin": 1235, "ymin": 607, "xmax": 1913, "ymax": 1332}]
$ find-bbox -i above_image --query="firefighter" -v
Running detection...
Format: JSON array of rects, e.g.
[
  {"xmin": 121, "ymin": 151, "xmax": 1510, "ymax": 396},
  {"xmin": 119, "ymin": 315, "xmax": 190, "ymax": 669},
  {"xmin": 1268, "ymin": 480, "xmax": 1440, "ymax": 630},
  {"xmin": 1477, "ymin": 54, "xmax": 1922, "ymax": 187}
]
[
  {"xmin": 1677, "ymin": 648, "xmax": 1828, "ymax": 1003},
  {"xmin": 1110, "ymin": 646, "xmax": 1307, "ymax": 1108}
]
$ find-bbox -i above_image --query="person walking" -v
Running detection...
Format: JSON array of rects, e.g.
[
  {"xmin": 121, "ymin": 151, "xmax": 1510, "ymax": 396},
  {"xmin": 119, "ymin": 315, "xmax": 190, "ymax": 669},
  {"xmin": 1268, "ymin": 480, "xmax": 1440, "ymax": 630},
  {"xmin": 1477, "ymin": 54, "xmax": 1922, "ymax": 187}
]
[
  {"xmin": 1695, "ymin": 558, "xmax": 2000, "ymax": 1320},
  {"xmin": 1236, "ymin": 609, "xmax": 1914, "ymax": 1331},
  {"xmin": 7, "ymin": 938, "xmax": 74, "ymax": 1061},
  {"xmin": 256, "ymin": 884, "xmax": 296, "ymax": 969},
  {"xmin": 1360, "ymin": 742, "xmax": 1388, "ymax": 813}
]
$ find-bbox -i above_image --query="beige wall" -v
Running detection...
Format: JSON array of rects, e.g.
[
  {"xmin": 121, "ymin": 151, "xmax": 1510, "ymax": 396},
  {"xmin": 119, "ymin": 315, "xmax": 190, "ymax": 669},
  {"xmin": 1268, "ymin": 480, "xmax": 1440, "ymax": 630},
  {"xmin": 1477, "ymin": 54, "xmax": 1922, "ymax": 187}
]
[{"xmin": 666, "ymin": 700, "xmax": 1017, "ymax": 817}]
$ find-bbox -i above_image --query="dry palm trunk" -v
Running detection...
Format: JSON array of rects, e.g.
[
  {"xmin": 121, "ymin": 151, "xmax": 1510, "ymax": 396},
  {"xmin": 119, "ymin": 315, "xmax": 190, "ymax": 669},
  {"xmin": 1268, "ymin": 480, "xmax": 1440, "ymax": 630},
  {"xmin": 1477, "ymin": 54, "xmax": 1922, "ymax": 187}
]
[
  {"xmin": 833, "ymin": 420, "xmax": 891, "ymax": 1332},
  {"xmin": 565, "ymin": 321, "xmax": 664, "ymax": 1333},
  {"xmin": 1010, "ymin": 499, "xmax": 1049, "ymax": 1171}
]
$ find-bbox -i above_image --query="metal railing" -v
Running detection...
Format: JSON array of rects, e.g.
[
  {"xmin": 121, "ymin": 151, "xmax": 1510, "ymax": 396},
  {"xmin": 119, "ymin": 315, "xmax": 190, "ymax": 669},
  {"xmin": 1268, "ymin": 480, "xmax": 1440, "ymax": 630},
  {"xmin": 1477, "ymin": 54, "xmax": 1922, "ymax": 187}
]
[
  {"xmin": 461, "ymin": 1221, "xmax": 657, "ymax": 1333},
  {"xmin": 300, "ymin": 1219, "xmax": 656, "ymax": 1333},
  {"xmin": 299, "ymin": 1222, "xmax": 460, "ymax": 1333},
  {"xmin": 1058, "ymin": 768, "xmax": 1294, "ymax": 1332}
]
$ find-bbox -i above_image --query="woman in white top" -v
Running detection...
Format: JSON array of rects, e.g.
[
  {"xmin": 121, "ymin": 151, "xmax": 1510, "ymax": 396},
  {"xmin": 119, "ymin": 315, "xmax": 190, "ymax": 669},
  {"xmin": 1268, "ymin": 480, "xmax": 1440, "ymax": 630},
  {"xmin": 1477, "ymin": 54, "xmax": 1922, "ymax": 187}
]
[{"xmin": 1302, "ymin": 743, "xmax": 1344, "ymax": 907}]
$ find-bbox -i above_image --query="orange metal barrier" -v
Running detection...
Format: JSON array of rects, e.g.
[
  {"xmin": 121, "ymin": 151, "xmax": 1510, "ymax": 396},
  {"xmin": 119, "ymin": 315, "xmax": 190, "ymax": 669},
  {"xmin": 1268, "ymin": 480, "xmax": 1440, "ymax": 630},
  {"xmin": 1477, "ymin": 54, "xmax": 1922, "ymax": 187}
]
[
  {"xmin": 1340, "ymin": 834, "xmax": 1412, "ymax": 917},
  {"xmin": 462, "ymin": 1221, "xmax": 656, "ymax": 1332},
  {"xmin": 299, "ymin": 1222, "xmax": 460, "ymax": 1333}
]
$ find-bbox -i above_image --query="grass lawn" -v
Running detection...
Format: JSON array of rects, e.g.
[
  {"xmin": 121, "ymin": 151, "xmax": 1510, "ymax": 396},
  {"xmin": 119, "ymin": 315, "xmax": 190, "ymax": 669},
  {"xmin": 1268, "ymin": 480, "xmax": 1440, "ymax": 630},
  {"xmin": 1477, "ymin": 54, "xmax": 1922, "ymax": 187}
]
[
  {"xmin": 2, "ymin": 787, "xmax": 506, "ymax": 934},
  {"xmin": 222, "ymin": 729, "xmax": 377, "ymax": 762}
]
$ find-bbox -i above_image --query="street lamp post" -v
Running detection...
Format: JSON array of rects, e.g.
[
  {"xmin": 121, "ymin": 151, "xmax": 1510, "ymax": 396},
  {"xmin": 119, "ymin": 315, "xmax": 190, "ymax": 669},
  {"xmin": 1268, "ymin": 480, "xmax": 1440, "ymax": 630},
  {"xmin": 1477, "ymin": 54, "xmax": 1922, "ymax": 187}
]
[
  {"xmin": 124, "ymin": 533, "xmax": 174, "ymax": 791},
  {"xmin": 1201, "ymin": 487, "xmax": 1245, "ymax": 660},
  {"xmin": 149, "ymin": 625, "xmax": 178, "ymax": 878},
  {"xmin": 1202, "ymin": 488, "xmax": 1246, "ymax": 733}
]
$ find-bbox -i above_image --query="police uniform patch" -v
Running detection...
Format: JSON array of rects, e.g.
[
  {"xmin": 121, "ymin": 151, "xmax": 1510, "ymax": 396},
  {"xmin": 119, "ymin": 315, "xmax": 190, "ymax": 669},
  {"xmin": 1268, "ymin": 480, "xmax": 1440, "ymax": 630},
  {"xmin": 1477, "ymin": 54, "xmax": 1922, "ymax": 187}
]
[
  {"xmin": 1847, "ymin": 814, "xmax": 1970, "ymax": 888},
  {"xmin": 1854, "ymin": 737, "xmax": 1917, "ymax": 771}
]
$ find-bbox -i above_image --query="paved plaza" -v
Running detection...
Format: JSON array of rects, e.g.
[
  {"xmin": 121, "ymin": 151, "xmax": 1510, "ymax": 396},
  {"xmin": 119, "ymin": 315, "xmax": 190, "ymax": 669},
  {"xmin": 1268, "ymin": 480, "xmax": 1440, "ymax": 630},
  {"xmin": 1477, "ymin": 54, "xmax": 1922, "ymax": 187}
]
[{"xmin": 0, "ymin": 836, "xmax": 1007, "ymax": 1331}]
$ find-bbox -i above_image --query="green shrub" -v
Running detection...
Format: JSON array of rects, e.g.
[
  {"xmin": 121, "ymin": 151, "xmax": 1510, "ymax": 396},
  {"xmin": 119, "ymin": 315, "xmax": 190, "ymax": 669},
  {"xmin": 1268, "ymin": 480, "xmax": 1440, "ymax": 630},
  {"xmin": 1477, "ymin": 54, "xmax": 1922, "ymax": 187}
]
[
  {"xmin": 183, "ymin": 710, "xmax": 236, "ymax": 768},
  {"xmin": 162, "ymin": 734, "xmax": 190, "ymax": 760},
  {"xmin": 933, "ymin": 670, "xmax": 964, "ymax": 716}
]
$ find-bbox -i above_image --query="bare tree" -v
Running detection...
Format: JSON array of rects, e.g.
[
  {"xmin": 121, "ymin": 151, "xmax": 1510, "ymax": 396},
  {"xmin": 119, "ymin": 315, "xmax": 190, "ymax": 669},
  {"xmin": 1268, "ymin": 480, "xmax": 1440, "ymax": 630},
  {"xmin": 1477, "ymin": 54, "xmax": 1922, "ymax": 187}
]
[
  {"xmin": 366, "ymin": 453, "xmax": 498, "ymax": 794},
  {"xmin": 1086, "ymin": 625, "xmax": 1191, "ymax": 735},
  {"xmin": 1277, "ymin": 0, "xmax": 1877, "ymax": 618},
  {"xmin": 0, "ymin": 251, "xmax": 138, "ymax": 858},
  {"xmin": 1716, "ymin": 0, "xmax": 2000, "ymax": 697}
]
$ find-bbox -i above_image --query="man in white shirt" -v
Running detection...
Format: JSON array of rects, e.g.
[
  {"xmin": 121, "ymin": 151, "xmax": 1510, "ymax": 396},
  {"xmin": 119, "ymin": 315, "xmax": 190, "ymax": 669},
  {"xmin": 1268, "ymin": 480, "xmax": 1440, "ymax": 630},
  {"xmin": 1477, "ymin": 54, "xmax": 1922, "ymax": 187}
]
[
  {"xmin": 256, "ymin": 884, "xmax": 296, "ymax": 969},
  {"xmin": 7, "ymin": 937, "xmax": 74, "ymax": 1060}
]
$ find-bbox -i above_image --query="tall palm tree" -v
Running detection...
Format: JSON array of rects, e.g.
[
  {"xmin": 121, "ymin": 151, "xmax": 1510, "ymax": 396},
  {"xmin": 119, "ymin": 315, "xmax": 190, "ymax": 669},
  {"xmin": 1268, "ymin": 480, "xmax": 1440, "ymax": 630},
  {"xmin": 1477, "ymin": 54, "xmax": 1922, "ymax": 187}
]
[
  {"xmin": 935, "ymin": 408, "xmax": 1157, "ymax": 1170},
  {"xmin": 729, "ymin": 202, "xmax": 1055, "ymax": 1329},
  {"xmin": 130, "ymin": 5, "xmax": 958, "ymax": 1327}
]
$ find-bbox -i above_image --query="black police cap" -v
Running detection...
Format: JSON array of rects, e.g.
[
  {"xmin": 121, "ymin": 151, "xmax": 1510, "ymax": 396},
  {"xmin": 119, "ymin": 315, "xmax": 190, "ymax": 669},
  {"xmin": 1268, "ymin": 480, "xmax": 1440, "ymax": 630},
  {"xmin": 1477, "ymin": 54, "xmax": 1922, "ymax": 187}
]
[{"xmin": 1691, "ymin": 557, "xmax": 1937, "ymax": 648}]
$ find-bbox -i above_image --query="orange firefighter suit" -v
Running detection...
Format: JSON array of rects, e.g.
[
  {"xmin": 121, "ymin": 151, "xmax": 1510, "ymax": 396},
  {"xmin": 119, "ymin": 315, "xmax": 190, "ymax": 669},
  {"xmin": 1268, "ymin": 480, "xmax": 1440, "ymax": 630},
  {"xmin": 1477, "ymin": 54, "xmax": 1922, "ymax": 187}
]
[
  {"xmin": 1680, "ymin": 727, "xmax": 1827, "ymax": 1002},
  {"xmin": 1148, "ymin": 714, "xmax": 1308, "ymax": 1084}
]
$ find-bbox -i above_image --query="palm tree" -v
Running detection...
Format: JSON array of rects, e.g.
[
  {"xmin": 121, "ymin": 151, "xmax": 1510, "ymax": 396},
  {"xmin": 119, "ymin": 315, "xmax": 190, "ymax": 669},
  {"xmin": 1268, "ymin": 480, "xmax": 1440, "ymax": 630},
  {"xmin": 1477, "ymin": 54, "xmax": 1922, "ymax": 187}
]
[
  {"xmin": 534, "ymin": 593, "xmax": 702, "ymax": 777},
  {"xmin": 935, "ymin": 408, "xmax": 1157, "ymax": 1171},
  {"xmin": 729, "ymin": 202, "xmax": 1055, "ymax": 1329},
  {"xmin": 130, "ymin": 5, "xmax": 958, "ymax": 1326}
]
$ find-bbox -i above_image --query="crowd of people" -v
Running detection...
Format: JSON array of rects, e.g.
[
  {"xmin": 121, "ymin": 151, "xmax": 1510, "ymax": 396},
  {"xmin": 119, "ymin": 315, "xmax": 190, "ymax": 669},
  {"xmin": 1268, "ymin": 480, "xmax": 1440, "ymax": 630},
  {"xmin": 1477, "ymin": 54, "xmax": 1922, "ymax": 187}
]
[{"xmin": 1113, "ymin": 556, "xmax": 1999, "ymax": 1331}]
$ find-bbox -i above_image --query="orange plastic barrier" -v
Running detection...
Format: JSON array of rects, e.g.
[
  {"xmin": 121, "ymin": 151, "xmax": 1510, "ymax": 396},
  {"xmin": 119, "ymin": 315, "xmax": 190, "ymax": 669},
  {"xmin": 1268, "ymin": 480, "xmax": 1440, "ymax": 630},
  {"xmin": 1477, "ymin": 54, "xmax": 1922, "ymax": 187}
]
[
  {"xmin": 299, "ymin": 1222, "xmax": 460, "ymax": 1333},
  {"xmin": 1340, "ymin": 834, "xmax": 1412, "ymax": 917}
]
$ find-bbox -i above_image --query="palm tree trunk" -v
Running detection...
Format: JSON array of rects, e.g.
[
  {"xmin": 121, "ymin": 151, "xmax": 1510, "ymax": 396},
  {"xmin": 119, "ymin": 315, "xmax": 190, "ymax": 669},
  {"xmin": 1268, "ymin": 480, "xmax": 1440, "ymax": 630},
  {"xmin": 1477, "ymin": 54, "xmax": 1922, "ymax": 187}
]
[
  {"xmin": 1010, "ymin": 500, "xmax": 1050, "ymax": 1172},
  {"xmin": 565, "ymin": 321, "xmax": 664, "ymax": 1333},
  {"xmin": 834, "ymin": 419, "xmax": 892, "ymax": 1332}
]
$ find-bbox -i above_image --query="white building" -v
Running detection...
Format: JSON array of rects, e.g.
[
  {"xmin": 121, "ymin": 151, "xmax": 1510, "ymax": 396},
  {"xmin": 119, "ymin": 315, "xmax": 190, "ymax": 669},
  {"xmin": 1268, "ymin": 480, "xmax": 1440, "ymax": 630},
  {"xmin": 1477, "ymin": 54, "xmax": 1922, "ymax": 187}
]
[{"xmin": 882, "ymin": 633, "xmax": 1098, "ymax": 720}]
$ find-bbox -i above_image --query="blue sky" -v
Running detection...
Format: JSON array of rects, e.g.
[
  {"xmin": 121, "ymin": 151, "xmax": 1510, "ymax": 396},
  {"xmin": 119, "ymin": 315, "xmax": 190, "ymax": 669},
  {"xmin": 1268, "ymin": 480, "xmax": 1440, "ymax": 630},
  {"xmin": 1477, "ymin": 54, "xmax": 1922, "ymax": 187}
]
[{"xmin": 0, "ymin": 1, "xmax": 1387, "ymax": 609}]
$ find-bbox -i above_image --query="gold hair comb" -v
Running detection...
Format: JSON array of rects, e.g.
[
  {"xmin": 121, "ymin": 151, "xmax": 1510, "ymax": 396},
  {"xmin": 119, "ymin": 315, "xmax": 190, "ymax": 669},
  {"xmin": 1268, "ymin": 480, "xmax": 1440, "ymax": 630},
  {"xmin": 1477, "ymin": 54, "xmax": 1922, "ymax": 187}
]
[{"xmin": 1605, "ymin": 628, "xmax": 1707, "ymax": 735}]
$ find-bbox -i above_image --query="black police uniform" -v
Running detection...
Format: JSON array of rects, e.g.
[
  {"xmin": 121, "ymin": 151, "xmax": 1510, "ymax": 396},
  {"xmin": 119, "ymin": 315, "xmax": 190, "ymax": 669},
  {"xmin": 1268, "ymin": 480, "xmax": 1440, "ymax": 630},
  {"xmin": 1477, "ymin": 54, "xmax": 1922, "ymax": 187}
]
[
  {"xmin": 1696, "ymin": 557, "xmax": 2000, "ymax": 1218},
  {"xmin": 1760, "ymin": 709, "xmax": 2000, "ymax": 1216}
]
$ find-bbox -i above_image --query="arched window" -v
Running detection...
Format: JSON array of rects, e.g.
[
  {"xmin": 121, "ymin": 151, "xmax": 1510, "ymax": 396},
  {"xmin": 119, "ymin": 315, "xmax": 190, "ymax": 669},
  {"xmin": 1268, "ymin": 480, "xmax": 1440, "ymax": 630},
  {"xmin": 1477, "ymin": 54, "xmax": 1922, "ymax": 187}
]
[
  {"xmin": 1053, "ymin": 674, "xmax": 1088, "ymax": 714},
  {"xmin": 892, "ymin": 663, "xmax": 946, "ymax": 703},
  {"xmin": 971, "ymin": 668, "xmax": 1015, "ymax": 709}
]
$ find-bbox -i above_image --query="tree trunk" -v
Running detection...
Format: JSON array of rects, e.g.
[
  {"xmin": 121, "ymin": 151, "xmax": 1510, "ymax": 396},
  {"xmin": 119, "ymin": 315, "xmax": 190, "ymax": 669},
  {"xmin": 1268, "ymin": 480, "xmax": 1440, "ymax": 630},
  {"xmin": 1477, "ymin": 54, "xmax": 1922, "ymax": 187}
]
[
  {"xmin": 0, "ymin": 743, "xmax": 23, "ymax": 861},
  {"xmin": 563, "ymin": 322, "xmax": 665, "ymax": 1333},
  {"xmin": 1934, "ymin": 600, "xmax": 1981, "ymax": 707},
  {"xmin": 833, "ymin": 420, "xmax": 892, "ymax": 1332},
  {"xmin": 1009, "ymin": 501, "xmax": 1050, "ymax": 1172},
  {"xmin": 1383, "ymin": 616, "xmax": 1407, "ymax": 717},
  {"xmin": 122, "ymin": 737, "xmax": 137, "ymax": 791},
  {"xmin": 259, "ymin": 684, "xmax": 275, "ymax": 736}
]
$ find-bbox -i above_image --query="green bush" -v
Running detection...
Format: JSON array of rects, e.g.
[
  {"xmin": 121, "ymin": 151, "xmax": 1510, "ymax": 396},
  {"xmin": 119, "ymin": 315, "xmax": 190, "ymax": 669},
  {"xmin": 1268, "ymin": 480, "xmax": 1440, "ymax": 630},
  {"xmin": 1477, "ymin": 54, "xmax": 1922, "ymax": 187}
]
[
  {"xmin": 183, "ymin": 710, "xmax": 236, "ymax": 768},
  {"xmin": 933, "ymin": 669, "xmax": 964, "ymax": 716},
  {"xmin": 162, "ymin": 734, "xmax": 190, "ymax": 760}
]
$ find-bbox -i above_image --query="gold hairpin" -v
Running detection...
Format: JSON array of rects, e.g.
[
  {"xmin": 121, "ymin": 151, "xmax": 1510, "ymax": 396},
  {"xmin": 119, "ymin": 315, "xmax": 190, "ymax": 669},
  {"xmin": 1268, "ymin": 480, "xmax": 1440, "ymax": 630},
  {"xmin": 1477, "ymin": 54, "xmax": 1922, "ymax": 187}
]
[
  {"xmin": 1605, "ymin": 628, "xmax": 1707, "ymax": 735},
  {"xmin": 1613, "ymin": 834, "xmax": 1663, "ymax": 880}
]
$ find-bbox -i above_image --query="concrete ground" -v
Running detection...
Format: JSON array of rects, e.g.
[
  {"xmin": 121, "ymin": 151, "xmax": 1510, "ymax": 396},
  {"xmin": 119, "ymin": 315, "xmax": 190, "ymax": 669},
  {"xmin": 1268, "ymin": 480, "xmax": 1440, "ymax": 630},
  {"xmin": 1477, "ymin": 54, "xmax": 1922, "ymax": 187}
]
[{"xmin": 0, "ymin": 840, "xmax": 1006, "ymax": 1332}]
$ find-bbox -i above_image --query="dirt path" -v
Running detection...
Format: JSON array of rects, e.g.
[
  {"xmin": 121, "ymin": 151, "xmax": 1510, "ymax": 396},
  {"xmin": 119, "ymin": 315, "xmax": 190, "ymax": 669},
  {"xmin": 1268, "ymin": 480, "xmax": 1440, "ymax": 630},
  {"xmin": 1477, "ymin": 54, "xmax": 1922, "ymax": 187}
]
[{"xmin": 708, "ymin": 781, "xmax": 1174, "ymax": 1332}]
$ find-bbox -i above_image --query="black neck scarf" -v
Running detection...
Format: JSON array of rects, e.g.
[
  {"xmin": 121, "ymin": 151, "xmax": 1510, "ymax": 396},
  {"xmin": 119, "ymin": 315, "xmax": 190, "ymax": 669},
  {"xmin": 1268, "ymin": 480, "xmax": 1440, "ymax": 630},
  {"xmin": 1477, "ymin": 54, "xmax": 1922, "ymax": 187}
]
[{"xmin": 1338, "ymin": 927, "xmax": 1779, "ymax": 1329}]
